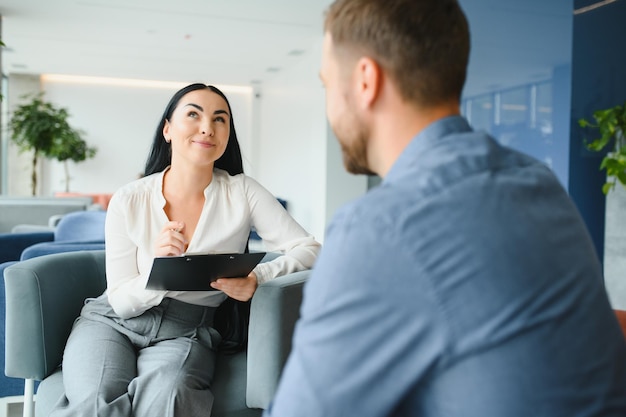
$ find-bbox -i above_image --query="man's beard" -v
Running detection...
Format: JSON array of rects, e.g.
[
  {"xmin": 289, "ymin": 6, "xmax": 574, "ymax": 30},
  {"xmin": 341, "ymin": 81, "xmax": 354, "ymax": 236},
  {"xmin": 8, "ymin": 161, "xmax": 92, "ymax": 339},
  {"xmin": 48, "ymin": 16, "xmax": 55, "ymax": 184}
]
[{"xmin": 339, "ymin": 126, "xmax": 375, "ymax": 176}]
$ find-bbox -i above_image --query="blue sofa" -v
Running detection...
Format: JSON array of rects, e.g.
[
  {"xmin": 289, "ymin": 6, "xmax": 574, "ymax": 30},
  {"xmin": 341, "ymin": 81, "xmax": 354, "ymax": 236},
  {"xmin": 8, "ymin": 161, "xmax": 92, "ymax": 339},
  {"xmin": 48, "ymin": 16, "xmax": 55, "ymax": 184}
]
[{"xmin": 0, "ymin": 210, "xmax": 107, "ymax": 265}]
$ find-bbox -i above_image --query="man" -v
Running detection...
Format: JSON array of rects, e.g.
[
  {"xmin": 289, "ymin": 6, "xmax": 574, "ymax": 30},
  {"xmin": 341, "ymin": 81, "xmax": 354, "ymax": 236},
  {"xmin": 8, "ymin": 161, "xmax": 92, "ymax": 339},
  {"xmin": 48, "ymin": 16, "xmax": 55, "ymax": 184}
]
[{"xmin": 264, "ymin": 0, "xmax": 626, "ymax": 416}]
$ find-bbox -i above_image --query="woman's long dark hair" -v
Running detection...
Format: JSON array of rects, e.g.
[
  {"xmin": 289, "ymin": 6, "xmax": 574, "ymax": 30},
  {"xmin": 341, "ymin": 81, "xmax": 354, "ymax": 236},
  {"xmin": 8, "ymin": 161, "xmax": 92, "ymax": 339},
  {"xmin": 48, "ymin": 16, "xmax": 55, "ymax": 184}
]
[
  {"xmin": 144, "ymin": 83, "xmax": 250, "ymax": 353},
  {"xmin": 143, "ymin": 83, "xmax": 244, "ymax": 177}
]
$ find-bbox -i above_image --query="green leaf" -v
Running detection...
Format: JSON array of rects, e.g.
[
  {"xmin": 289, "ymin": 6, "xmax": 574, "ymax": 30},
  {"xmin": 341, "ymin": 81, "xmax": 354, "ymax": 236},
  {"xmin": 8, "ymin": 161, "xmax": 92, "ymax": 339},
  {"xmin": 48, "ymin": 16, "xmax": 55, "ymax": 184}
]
[
  {"xmin": 603, "ymin": 158, "xmax": 624, "ymax": 171},
  {"xmin": 580, "ymin": 102, "xmax": 626, "ymax": 193},
  {"xmin": 587, "ymin": 137, "xmax": 609, "ymax": 151}
]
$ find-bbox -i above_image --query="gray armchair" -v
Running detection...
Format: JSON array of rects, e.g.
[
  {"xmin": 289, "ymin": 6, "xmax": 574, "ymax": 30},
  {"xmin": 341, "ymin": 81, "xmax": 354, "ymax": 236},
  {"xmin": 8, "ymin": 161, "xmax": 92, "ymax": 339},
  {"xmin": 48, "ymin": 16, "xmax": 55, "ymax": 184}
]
[{"xmin": 4, "ymin": 250, "xmax": 308, "ymax": 417}]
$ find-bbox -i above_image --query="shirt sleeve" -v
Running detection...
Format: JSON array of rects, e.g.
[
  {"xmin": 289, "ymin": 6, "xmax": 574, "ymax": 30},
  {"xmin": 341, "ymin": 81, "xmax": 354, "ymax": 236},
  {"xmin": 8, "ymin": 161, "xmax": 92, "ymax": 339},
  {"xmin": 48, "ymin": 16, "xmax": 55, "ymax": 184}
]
[
  {"xmin": 244, "ymin": 176, "xmax": 321, "ymax": 284},
  {"xmin": 105, "ymin": 190, "xmax": 167, "ymax": 319},
  {"xmin": 263, "ymin": 204, "xmax": 445, "ymax": 417}
]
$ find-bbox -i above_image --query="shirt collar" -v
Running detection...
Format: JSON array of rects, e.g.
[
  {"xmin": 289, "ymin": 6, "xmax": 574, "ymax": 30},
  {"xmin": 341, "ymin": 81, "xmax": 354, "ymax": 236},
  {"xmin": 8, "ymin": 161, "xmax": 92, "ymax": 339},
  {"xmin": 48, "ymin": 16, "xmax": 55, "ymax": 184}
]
[
  {"xmin": 384, "ymin": 115, "xmax": 472, "ymax": 184},
  {"xmin": 156, "ymin": 166, "xmax": 218, "ymax": 208},
  {"xmin": 156, "ymin": 168, "xmax": 168, "ymax": 208}
]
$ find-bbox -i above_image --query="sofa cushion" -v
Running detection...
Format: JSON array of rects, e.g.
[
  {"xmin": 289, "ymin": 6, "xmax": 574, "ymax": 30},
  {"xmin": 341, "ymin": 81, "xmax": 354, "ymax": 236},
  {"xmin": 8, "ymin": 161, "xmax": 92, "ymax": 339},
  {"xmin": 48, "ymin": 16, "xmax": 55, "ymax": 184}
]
[{"xmin": 54, "ymin": 211, "xmax": 106, "ymax": 242}]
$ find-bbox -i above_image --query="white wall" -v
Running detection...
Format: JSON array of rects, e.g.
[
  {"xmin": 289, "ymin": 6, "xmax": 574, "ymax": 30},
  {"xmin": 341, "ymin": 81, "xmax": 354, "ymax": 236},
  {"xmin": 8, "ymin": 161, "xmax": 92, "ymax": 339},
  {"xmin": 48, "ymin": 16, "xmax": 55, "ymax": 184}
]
[
  {"xmin": 255, "ymin": 40, "xmax": 328, "ymax": 241},
  {"xmin": 41, "ymin": 82, "xmax": 167, "ymax": 194},
  {"xmin": 255, "ymin": 39, "xmax": 369, "ymax": 242},
  {"xmin": 5, "ymin": 38, "xmax": 370, "ymax": 243},
  {"xmin": 5, "ymin": 78, "xmax": 254, "ymax": 196},
  {"xmin": 605, "ymin": 185, "xmax": 626, "ymax": 310}
]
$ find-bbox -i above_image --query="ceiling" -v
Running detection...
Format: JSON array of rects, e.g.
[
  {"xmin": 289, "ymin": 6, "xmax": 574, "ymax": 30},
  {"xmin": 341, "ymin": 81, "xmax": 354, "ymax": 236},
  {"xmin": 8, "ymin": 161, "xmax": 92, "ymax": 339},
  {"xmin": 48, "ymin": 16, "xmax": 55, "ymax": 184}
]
[
  {"xmin": 0, "ymin": 0, "xmax": 334, "ymax": 87},
  {"xmin": 0, "ymin": 0, "xmax": 574, "ymax": 95}
]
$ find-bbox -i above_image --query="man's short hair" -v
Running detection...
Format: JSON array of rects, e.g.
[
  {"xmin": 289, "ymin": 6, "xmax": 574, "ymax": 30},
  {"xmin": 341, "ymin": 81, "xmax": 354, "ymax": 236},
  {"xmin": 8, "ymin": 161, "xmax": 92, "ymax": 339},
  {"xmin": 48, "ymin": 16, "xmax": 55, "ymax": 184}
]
[{"xmin": 324, "ymin": 0, "xmax": 470, "ymax": 107}]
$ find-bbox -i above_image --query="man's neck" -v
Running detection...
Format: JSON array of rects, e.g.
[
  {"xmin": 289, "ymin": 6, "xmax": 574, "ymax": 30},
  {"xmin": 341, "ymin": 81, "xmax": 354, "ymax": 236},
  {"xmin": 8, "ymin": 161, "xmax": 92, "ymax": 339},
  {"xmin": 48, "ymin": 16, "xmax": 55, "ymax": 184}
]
[{"xmin": 370, "ymin": 100, "xmax": 460, "ymax": 178}]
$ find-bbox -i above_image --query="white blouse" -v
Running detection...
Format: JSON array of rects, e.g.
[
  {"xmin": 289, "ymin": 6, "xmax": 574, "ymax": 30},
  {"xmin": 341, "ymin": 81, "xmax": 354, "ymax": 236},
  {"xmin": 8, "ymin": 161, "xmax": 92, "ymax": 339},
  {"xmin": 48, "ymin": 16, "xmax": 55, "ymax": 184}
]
[{"xmin": 105, "ymin": 168, "xmax": 321, "ymax": 319}]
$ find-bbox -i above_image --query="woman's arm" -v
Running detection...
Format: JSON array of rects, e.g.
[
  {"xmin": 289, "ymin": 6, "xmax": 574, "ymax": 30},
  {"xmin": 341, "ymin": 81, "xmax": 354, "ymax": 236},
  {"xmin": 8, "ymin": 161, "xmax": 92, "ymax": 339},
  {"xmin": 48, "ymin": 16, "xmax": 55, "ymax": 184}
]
[
  {"xmin": 244, "ymin": 176, "xmax": 321, "ymax": 284},
  {"xmin": 105, "ymin": 191, "xmax": 168, "ymax": 319}
]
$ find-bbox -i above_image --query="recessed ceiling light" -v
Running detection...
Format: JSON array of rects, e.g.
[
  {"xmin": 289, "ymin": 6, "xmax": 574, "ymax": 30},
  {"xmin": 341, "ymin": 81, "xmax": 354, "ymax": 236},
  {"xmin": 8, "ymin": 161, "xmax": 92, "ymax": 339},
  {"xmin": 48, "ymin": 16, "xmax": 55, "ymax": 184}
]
[
  {"xmin": 287, "ymin": 49, "xmax": 305, "ymax": 56},
  {"xmin": 40, "ymin": 74, "xmax": 253, "ymax": 94},
  {"xmin": 266, "ymin": 67, "xmax": 281, "ymax": 73}
]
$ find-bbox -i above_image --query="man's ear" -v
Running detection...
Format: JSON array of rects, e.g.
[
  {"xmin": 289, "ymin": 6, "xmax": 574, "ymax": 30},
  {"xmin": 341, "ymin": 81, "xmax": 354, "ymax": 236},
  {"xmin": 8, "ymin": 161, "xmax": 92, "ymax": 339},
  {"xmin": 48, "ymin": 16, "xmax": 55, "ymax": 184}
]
[{"xmin": 354, "ymin": 56, "xmax": 381, "ymax": 109}]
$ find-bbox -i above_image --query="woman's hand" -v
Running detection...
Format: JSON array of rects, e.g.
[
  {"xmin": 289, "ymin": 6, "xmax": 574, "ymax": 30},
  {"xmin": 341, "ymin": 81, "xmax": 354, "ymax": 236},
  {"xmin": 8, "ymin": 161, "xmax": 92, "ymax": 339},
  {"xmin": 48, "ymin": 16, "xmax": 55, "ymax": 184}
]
[
  {"xmin": 154, "ymin": 221, "xmax": 187, "ymax": 257},
  {"xmin": 211, "ymin": 272, "xmax": 258, "ymax": 302}
]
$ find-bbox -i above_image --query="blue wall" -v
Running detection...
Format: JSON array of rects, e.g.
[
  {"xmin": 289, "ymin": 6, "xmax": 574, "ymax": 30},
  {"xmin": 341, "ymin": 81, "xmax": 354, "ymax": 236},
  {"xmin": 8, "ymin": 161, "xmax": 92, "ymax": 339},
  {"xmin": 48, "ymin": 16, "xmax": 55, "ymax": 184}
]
[
  {"xmin": 461, "ymin": 0, "xmax": 573, "ymax": 188},
  {"xmin": 460, "ymin": 0, "xmax": 626, "ymax": 262},
  {"xmin": 569, "ymin": 0, "xmax": 626, "ymax": 264}
]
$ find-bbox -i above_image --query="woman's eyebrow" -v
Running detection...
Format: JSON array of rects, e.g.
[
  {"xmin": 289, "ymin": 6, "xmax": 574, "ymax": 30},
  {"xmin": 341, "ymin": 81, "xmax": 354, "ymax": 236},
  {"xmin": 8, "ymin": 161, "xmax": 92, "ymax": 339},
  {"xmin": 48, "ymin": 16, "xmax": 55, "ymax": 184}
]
[
  {"xmin": 184, "ymin": 103, "xmax": 204, "ymax": 112},
  {"xmin": 183, "ymin": 103, "xmax": 228, "ymax": 117}
]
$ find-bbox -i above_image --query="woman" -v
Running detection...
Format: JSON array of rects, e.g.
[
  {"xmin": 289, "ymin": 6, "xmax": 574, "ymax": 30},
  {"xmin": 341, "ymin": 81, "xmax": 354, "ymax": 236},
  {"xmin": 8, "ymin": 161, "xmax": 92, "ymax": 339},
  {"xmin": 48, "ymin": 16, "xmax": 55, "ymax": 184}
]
[{"xmin": 49, "ymin": 83, "xmax": 320, "ymax": 417}]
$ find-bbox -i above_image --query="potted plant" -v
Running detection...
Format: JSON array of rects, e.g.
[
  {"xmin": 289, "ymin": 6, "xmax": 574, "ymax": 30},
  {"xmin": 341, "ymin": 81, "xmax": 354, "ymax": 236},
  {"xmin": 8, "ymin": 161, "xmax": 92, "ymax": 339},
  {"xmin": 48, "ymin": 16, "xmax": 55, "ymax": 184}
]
[
  {"xmin": 9, "ymin": 93, "xmax": 96, "ymax": 195},
  {"xmin": 49, "ymin": 129, "xmax": 97, "ymax": 192},
  {"xmin": 578, "ymin": 102, "xmax": 626, "ymax": 194}
]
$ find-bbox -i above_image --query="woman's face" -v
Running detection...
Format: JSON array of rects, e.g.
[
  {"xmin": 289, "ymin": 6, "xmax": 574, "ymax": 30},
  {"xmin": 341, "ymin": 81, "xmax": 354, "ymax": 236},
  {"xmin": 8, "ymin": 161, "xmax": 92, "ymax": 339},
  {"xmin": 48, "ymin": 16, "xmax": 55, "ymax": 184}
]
[{"xmin": 163, "ymin": 89, "xmax": 230, "ymax": 170}]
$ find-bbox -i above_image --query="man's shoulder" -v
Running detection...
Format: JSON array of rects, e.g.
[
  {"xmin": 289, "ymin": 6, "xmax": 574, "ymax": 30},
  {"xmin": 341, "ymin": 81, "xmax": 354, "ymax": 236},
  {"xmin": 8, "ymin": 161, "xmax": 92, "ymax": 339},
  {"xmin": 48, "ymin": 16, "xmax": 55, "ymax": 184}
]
[
  {"xmin": 326, "ymin": 184, "xmax": 429, "ymax": 254},
  {"xmin": 331, "ymin": 185, "xmax": 402, "ymax": 225}
]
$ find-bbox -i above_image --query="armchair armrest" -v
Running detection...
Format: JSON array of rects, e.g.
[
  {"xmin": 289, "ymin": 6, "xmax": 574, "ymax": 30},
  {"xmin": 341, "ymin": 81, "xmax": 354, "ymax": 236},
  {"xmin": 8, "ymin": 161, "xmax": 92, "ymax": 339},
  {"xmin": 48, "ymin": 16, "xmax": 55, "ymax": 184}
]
[
  {"xmin": 4, "ymin": 250, "xmax": 106, "ymax": 380},
  {"xmin": 246, "ymin": 269, "xmax": 310, "ymax": 408},
  {"xmin": 0, "ymin": 232, "xmax": 54, "ymax": 263}
]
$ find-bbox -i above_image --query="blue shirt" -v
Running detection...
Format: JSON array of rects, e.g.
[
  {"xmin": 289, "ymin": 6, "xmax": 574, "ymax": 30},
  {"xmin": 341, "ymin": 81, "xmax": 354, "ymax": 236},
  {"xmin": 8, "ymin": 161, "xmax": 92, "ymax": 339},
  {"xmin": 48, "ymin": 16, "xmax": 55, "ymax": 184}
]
[{"xmin": 264, "ymin": 116, "xmax": 626, "ymax": 417}]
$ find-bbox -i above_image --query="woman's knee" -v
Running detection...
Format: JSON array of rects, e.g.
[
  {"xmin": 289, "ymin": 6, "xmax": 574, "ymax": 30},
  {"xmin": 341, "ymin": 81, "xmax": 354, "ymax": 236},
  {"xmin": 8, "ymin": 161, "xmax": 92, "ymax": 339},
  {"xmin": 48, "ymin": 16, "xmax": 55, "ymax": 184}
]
[{"xmin": 62, "ymin": 319, "xmax": 137, "ymax": 402}]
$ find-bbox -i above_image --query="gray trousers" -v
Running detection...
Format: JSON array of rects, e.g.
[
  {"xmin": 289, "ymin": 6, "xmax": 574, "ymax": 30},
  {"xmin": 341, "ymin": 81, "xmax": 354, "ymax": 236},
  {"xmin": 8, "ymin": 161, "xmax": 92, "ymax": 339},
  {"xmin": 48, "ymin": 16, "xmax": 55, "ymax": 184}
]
[{"xmin": 47, "ymin": 294, "xmax": 221, "ymax": 417}]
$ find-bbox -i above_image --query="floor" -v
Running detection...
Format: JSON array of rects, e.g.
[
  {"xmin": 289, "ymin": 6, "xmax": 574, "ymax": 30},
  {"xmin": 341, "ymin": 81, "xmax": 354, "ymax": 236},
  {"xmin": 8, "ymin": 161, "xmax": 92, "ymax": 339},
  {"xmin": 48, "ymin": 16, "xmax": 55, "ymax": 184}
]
[
  {"xmin": 6, "ymin": 403, "xmax": 22, "ymax": 417},
  {"xmin": 0, "ymin": 396, "xmax": 24, "ymax": 417}
]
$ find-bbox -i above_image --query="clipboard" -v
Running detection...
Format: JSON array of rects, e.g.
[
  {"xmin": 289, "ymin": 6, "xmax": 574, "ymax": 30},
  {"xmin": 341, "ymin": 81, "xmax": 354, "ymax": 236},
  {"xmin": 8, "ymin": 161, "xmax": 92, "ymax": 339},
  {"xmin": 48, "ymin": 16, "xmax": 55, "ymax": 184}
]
[{"xmin": 146, "ymin": 252, "xmax": 266, "ymax": 291}]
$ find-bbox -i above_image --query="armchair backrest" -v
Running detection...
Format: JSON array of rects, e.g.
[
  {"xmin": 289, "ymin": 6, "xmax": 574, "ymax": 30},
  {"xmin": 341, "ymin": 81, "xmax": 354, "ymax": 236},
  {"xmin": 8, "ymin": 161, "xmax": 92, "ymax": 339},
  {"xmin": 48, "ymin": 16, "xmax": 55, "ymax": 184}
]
[
  {"xmin": 4, "ymin": 250, "xmax": 107, "ymax": 379},
  {"xmin": 246, "ymin": 269, "xmax": 308, "ymax": 408},
  {"xmin": 5, "ymin": 249, "xmax": 309, "ymax": 412},
  {"xmin": 54, "ymin": 210, "xmax": 107, "ymax": 242}
]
